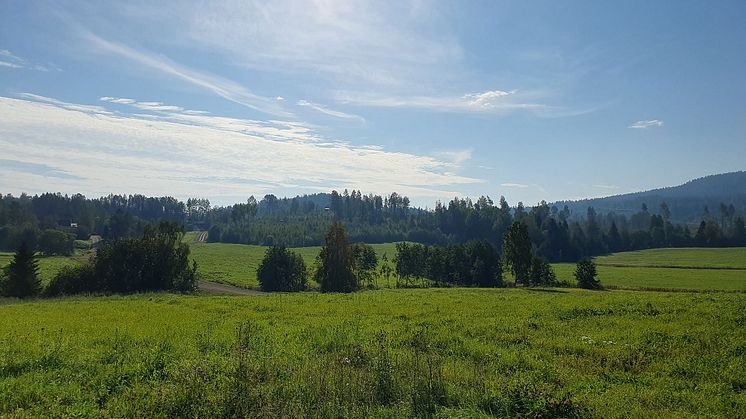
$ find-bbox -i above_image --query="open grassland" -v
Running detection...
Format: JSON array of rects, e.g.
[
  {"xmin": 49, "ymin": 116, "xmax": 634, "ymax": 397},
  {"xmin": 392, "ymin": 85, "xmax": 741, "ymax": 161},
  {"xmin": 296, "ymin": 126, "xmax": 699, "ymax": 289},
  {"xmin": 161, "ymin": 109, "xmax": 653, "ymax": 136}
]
[
  {"xmin": 0, "ymin": 252, "xmax": 87, "ymax": 285},
  {"xmin": 0, "ymin": 289, "xmax": 744, "ymax": 417},
  {"xmin": 553, "ymin": 264, "xmax": 746, "ymax": 292},
  {"xmin": 188, "ymin": 242, "xmax": 399, "ymax": 289},
  {"xmin": 594, "ymin": 247, "xmax": 746, "ymax": 269},
  {"xmin": 550, "ymin": 247, "xmax": 746, "ymax": 292}
]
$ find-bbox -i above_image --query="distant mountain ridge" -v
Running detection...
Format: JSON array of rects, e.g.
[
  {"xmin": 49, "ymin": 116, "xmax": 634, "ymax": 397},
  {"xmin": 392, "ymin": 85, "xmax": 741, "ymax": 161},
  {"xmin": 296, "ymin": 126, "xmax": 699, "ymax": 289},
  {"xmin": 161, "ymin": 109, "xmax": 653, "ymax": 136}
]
[{"xmin": 553, "ymin": 171, "xmax": 746, "ymax": 223}]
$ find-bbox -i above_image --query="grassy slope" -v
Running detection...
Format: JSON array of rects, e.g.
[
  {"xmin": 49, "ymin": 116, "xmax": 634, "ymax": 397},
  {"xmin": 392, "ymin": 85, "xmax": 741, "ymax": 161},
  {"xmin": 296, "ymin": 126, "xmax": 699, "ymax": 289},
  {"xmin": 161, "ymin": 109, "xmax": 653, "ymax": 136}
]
[
  {"xmin": 550, "ymin": 247, "xmax": 746, "ymax": 292},
  {"xmin": 0, "ymin": 289, "xmax": 744, "ymax": 417},
  {"xmin": 0, "ymin": 252, "xmax": 87, "ymax": 285},
  {"xmin": 594, "ymin": 247, "xmax": 746, "ymax": 269},
  {"xmin": 188, "ymin": 242, "xmax": 399, "ymax": 289},
  {"xmin": 553, "ymin": 263, "xmax": 746, "ymax": 291}
]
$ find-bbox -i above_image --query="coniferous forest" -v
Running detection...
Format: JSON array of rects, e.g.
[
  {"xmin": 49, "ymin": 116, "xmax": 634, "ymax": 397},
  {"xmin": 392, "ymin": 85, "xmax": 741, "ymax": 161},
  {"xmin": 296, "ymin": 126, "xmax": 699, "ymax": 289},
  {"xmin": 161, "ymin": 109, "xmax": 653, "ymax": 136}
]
[{"xmin": 2, "ymin": 183, "xmax": 745, "ymax": 262}]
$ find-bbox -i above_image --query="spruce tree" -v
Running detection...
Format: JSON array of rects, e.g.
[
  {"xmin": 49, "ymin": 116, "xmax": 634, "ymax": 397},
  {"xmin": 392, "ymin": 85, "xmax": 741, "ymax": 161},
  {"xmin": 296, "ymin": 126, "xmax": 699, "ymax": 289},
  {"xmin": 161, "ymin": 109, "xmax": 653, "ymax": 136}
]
[
  {"xmin": 1, "ymin": 242, "xmax": 41, "ymax": 298},
  {"xmin": 315, "ymin": 222, "xmax": 357, "ymax": 292}
]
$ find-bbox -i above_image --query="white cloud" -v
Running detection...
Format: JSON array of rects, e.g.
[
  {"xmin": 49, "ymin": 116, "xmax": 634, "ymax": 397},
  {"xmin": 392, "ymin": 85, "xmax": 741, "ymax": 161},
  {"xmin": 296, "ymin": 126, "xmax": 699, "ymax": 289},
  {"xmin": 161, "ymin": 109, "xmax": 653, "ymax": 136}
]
[
  {"xmin": 0, "ymin": 49, "xmax": 59, "ymax": 72},
  {"xmin": 336, "ymin": 89, "xmax": 543, "ymax": 114},
  {"xmin": 297, "ymin": 100, "xmax": 365, "ymax": 123},
  {"xmin": 0, "ymin": 94, "xmax": 481, "ymax": 203},
  {"xmin": 501, "ymin": 183, "xmax": 529, "ymax": 188},
  {"xmin": 0, "ymin": 61, "xmax": 22, "ymax": 69},
  {"xmin": 80, "ymin": 31, "xmax": 290, "ymax": 117},
  {"xmin": 433, "ymin": 149, "xmax": 472, "ymax": 166},
  {"xmin": 170, "ymin": 1, "xmax": 462, "ymax": 87},
  {"xmin": 593, "ymin": 184, "xmax": 619, "ymax": 190},
  {"xmin": 629, "ymin": 119, "xmax": 663, "ymax": 129},
  {"xmin": 100, "ymin": 96, "xmax": 136, "ymax": 105}
]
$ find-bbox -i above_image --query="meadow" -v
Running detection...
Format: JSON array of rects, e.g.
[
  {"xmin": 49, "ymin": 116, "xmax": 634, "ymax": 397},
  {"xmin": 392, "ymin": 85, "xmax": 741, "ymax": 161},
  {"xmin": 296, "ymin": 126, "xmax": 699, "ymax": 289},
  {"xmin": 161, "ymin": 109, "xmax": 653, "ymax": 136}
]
[
  {"xmin": 1, "ymin": 289, "xmax": 744, "ymax": 417},
  {"xmin": 0, "ymin": 252, "xmax": 87, "ymax": 285},
  {"xmin": 185, "ymin": 239, "xmax": 746, "ymax": 292},
  {"xmin": 187, "ymin": 241, "xmax": 399, "ymax": 289}
]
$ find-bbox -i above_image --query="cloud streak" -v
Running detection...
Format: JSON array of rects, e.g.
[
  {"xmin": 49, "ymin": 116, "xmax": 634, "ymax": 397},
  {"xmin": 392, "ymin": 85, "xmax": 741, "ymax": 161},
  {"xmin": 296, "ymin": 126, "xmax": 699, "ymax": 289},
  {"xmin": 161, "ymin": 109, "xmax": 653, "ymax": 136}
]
[
  {"xmin": 80, "ymin": 31, "xmax": 290, "ymax": 117},
  {"xmin": 629, "ymin": 119, "xmax": 663, "ymax": 129},
  {"xmin": 0, "ymin": 49, "xmax": 56, "ymax": 71},
  {"xmin": 336, "ymin": 89, "xmax": 544, "ymax": 114},
  {"xmin": 0, "ymin": 94, "xmax": 481, "ymax": 204},
  {"xmin": 297, "ymin": 100, "xmax": 365, "ymax": 123}
]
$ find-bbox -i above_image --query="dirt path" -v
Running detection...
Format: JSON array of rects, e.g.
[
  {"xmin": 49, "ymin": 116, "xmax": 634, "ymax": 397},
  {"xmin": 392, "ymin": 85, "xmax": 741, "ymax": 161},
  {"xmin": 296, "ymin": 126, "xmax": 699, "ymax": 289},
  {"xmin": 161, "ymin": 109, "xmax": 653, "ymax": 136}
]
[
  {"xmin": 194, "ymin": 231, "xmax": 208, "ymax": 243},
  {"xmin": 198, "ymin": 281, "xmax": 265, "ymax": 296}
]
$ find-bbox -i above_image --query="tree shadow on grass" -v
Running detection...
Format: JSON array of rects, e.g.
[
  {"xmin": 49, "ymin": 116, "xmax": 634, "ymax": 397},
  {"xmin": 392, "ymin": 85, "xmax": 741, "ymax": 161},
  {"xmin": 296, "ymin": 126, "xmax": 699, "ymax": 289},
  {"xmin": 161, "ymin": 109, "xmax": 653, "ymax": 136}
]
[{"xmin": 524, "ymin": 288, "xmax": 569, "ymax": 294}]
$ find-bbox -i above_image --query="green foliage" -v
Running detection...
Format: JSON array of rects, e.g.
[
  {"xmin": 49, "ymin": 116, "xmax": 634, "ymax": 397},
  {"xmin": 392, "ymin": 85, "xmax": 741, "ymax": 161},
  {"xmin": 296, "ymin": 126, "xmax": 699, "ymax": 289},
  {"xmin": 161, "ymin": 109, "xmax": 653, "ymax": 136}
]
[
  {"xmin": 503, "ymin": 221, "xmax": 532, "ymax": 285},
  {"xmin": 575, "ymin": 258, "xmax": 599, "ymax": 289},
  {"xmin": 352, "ymin": 243, "xmax": 378, "ymax": 288},
  {"xmin": 44, "ymin": 264, "xmax": 96, "ymax": 296},
  {"xmin": 187, "ymin": 241, "xmax": 399, "ymax": 289},
  {"xmin": 395, "ymin": 241, "xmax": 503, "ymax": 287},
  {"xmin": 256, "ymin": 246, "xmax": 307, "ymax": 292},
  {"xmin": 529, "ymin": 256, "xmax": 557, "ymax": 286},
  {"xmin": 0, "ymin": 289, "xmax": 744, "ymax": 417},
  {"xmin": 0, "ymin": 242, "xmax": 41, "ymax": 298},
  {"xmin": 316, "ymin": 222, "xmax": 358, "ymax": 292},
  {"xmin": 38, "ymin": 229, "xmax": 74, "ymax": 256}
]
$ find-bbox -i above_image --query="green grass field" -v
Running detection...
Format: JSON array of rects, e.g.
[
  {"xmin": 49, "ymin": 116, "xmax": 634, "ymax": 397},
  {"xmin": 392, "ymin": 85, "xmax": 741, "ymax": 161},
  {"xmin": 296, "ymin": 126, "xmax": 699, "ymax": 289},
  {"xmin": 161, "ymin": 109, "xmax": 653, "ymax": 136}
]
[
  {"xmin": 0, "ymin": 252, "xmax": 88, "ymax": 285},
  {"xmin": 0, "ymin": 289, "xmax": 744, "ymax": 417},
  {"xmin": 553, "ymin": 263, "xmax": 746, "ymax": 291},
  {"xmin": 594, "ymin": 247, "xmax": 746, "ymax": 269},
  {"xmin": 550, "ymin": 247, "xmax": 746, "ymax": 292},
  {"xmin": 188, "ymin": 241, "xmax": 399, "ymax": 289}
]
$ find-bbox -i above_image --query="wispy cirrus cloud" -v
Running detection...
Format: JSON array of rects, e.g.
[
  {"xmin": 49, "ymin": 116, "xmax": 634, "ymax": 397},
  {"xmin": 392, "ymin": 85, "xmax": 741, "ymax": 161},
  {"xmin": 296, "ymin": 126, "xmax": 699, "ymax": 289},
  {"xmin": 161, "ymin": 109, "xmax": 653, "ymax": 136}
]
[
  {"xmin": 297, "ymin": 100, "xmax": 365, "ymax": 123},
  {"xmin": 629, "ymin": 119, "xmax": 663, "ymax": 129},
  {"xmin": 433, "ymin": 149, "xmax": 473, "ymax": 166},
  {"xmin": 79, "ymin": 31, "xmax": 290, "ymax": 117},
  {"xmin": 336, "ymin": 89, "xmax": 544, "ymax": 114},
  {"xmin": 0, "ymin": 49, "xmax": 57, "ymax": 71},
  {"xmin": 0, "ymin": 94, "xmax": 481, "ymax": 203}
]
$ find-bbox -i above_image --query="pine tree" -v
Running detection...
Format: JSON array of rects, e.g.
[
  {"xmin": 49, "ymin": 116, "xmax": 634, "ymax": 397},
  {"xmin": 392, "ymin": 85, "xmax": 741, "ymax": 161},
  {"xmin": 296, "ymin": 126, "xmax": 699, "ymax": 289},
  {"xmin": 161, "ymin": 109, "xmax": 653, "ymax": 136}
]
[
  {"xmin": 1, "ymin": 242, "xmax": 41, "ymax": 298},
  {"xmin": 315, "ymin": 222, "xmax": 357, "ymax": 292}
]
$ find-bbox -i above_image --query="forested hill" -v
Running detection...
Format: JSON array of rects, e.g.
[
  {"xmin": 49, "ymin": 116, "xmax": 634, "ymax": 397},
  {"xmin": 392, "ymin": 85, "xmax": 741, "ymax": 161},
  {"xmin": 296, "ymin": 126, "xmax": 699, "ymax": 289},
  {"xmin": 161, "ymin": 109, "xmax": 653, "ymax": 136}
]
[{"xmin": 554, "ymin": 171, "xmax": 746, "ymax": 223}]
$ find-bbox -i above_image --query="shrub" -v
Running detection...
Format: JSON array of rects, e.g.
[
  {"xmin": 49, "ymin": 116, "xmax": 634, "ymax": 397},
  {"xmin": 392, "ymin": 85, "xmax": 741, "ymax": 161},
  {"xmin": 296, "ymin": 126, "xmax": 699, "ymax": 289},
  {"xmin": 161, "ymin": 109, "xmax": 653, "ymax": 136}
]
[
  {"xmin": 529, "ymin": 256, "xmax": 557, "ymax": 286},
  {"xmin": 257, "ymin": 246, "xmax": 307, "ymax": 292},
  {"xmin": 38, "ymin": 229, "xmax": 74, "ymax": 256},
  {"xmin": 575, "ymin": 258, "xmax": 600, "ymax": 289},
  {"xmin": 45, "ymin": 264, "xmax": 96, "ymax": 296}
]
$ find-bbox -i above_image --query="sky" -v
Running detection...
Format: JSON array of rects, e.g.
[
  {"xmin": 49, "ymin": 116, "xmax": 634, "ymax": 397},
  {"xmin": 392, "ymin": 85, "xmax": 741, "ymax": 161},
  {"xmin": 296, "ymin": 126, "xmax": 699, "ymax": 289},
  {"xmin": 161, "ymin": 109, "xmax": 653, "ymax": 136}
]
[{"xmin": 1, "ymin": 1, "xmax": 745, "ymax": 207}]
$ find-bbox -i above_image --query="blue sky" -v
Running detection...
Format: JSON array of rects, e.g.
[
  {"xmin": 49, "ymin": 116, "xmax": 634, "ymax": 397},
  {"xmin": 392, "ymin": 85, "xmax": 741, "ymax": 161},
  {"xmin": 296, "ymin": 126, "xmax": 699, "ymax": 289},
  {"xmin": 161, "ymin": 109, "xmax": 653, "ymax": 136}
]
[{"xmin": 1, "ymin": 1, "xmax": 745, "ymax": 207}]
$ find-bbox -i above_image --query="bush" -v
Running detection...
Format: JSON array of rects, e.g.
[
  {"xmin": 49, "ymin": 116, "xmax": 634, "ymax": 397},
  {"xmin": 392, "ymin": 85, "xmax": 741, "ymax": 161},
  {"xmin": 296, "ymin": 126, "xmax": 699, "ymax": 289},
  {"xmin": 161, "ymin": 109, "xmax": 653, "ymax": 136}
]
[
  {"xmin": 45, "ymin": 264, "xmax": 96, "ymax": 296},
  {"xmin": 42, "ymin": 221, "xmax": 198, "ymax": 296},
  {"xmin": 257, "ymin": 246, "xmax": 307, "ymax": 292},
  {"xmin": 39, "ymin": 229, "xmax": 74, "ymax": 256},
  {"xmin": 95, "ymin": 222, "xmax": 198, "ymax": 293},
  {"xmin": 575, "ymin": 258, "xmax": 600, "ymax": 289},
  {"xmin": 529, "ymin": 257, "xmax": 557, "ymax": 286}
]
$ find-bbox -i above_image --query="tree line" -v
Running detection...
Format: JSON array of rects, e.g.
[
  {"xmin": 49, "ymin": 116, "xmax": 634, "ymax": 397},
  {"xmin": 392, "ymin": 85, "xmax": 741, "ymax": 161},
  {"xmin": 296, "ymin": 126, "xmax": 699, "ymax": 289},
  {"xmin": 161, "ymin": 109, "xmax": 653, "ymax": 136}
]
[
  {"xmin": 257, "ymin": 221, "xmax": 600, "ymax": 293},
  {"xmin": 0, "ymin": 221, "xmax": 197, "ymax": 298},
  {"xmin": 2, "ymin": 191, "xmax": 746, "ymax": 262}
]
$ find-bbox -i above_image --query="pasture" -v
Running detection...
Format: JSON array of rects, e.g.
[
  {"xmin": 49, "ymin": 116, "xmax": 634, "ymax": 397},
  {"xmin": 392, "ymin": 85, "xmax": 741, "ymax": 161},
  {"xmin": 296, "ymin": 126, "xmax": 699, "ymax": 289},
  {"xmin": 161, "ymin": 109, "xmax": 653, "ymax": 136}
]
[
  {"xmin": 1, "ymin": 289, "xmax": 744, "ymax": 417},
  {"xmin": 187, "ymin": 241, "xmax": 399, "ymax": 289},
  {"xmin": 0, "ymin": 252, "xmax": 86, "ymax": 285},
  {"xmin": 551, "ymin": 247, "xmax": 746, "ymax": 292}
]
